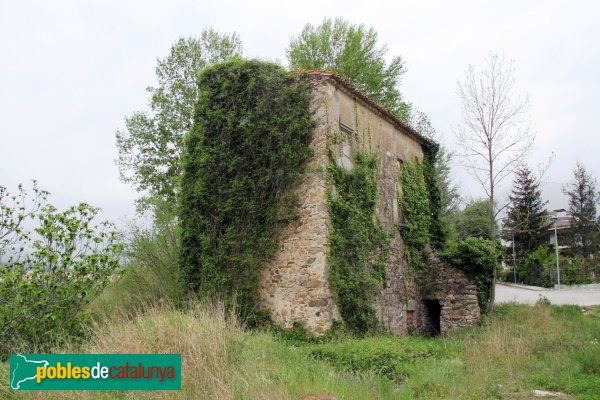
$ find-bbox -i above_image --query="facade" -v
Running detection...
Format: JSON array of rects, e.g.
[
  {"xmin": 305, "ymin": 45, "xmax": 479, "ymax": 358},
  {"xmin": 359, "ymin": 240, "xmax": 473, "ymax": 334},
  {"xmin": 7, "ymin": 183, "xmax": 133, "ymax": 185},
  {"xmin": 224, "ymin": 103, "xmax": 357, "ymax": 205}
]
[{"xmin": 259, "ymin": 73, "xmax": 480, "ymax": 336}]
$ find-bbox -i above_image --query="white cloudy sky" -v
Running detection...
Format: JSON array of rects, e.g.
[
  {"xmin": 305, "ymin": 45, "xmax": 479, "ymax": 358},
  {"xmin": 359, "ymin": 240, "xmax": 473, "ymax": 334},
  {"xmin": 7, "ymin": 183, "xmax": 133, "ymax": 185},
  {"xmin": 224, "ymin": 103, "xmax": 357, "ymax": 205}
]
[{"xmin": 1, "ymin": 0, "xmax": 598, "ymax": 226}]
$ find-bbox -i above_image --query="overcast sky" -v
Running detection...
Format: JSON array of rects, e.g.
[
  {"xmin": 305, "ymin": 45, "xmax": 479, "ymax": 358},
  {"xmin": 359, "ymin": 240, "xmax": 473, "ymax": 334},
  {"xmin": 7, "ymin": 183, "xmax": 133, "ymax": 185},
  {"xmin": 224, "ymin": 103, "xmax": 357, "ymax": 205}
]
[{"xmin": 1, "ymin": 0, "xmax": 598, "ymax": 227}]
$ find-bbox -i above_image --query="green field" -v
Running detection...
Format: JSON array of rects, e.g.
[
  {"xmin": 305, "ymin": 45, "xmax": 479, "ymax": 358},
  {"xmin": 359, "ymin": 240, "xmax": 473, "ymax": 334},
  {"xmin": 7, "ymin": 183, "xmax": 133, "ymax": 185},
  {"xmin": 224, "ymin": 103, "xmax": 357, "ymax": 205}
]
[{"xmin": 2, "ymin": 302, "xmax": 599, "ymax": 399}]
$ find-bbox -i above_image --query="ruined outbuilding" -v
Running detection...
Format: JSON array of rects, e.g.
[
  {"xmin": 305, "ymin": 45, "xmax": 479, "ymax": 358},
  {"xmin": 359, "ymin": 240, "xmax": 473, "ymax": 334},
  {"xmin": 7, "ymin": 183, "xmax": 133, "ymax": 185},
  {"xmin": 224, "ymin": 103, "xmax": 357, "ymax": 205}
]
[{"xmin": 259, "ymin": 72, "xmax": 480, "ymax": 335}]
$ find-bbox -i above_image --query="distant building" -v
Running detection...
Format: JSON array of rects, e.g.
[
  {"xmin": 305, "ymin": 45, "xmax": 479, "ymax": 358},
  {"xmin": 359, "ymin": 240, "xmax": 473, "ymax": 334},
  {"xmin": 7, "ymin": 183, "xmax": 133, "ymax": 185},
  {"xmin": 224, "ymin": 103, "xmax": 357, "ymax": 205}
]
[{"xmin": 546, "ymin": 209, "xmax": 572, "ymax": 251}]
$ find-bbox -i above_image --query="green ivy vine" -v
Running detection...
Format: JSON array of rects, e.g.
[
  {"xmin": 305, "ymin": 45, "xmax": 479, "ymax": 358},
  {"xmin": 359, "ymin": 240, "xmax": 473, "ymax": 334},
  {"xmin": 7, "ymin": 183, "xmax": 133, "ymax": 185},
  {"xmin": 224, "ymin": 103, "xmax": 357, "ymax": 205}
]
[
  {"xmin": 326, "ymin": 141, "xmax": 390, "ymax": 334},
  {"xmin": 422, "ymin": 143, "xmax": 445, "ymax": 250},
  {"xmin": 178, "ymin": 60, "xmax": 313, "ymax": 321},
  {"xmin": 399, "ymin": 159, "xmax": 432, "ymax": 273}
]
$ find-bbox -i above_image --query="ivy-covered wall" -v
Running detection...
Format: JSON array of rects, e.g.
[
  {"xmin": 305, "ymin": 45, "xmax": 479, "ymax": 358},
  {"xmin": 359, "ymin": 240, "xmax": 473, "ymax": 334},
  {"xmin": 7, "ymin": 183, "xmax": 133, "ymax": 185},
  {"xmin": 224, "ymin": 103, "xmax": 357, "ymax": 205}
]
[
  {"xmin": 259, "ymin": 75, "xmax": 428, "ymax": 334},
  {"xmin": 179, "ymin": 60, "xmax": 313, "ymax": 321},
  {"xmin": 182, "ymin": 68, "xmax": 482, "ymax": 335},
  {"xmin": 326, "ymin": 146, "xmax": 390, "ymax": 333}
]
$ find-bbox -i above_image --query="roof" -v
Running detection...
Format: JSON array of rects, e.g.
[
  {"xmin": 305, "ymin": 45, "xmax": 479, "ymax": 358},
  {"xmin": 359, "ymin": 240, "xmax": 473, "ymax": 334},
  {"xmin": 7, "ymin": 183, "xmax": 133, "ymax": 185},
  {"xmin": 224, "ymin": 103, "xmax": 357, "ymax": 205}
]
[
  {"xmin": 295, "ymin": 70, "xmax": 435, "ymax": 147},
  {"xmin": 547, "ymin": 209, "xmax": 572, "ymax": 230}
]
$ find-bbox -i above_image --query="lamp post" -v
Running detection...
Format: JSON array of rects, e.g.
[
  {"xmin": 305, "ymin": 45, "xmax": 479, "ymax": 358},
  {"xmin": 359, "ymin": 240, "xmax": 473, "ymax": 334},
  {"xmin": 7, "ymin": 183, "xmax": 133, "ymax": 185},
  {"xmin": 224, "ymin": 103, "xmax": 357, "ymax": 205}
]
[
  {"xmin": 552, "ymin": 216, "xmax": 561, "ymax": 289},
  {"xmin": 512, "ymin": 230, "xmax": 517, "ymax": 284}
]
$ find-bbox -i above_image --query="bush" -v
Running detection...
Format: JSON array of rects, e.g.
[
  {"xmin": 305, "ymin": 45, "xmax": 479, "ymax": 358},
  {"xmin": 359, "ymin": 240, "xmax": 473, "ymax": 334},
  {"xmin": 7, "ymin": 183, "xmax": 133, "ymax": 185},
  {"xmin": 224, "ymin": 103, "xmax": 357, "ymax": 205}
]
[
  {"xmin": 0, "ymin": 183, "xmax": 123, "ymax": 357},
  {"xmin": 89, "ymin": 200, "xmax": 182, "ymax": 321},
  {"xmin": 444, "ymin": 237, "xmax": 494, "ymax": 312}
]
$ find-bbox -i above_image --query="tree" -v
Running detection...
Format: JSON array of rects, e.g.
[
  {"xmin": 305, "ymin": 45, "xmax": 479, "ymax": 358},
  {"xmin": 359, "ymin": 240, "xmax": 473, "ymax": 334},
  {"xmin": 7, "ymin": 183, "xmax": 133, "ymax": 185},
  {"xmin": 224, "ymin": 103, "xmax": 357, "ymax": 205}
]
[
  {"xmin": 116, "ymin": 30, "xmax": 243, "ymax": 210},
  {"xmin": 287, "ymin": 18, "xmax": 411, "ymax": 121},
  {"xmin": 455, "ymin": 53, "xmax": 534, "ymax": 312},
  {"xmin": 563, "ymin": 162, "xmax": 600, "ymax": 258},
  {"xmin": 436, "ymin": 147, "xmax": 461, "ymax": 216},
  {"xmin": 452, "ymin": 199, "xmax": 499, "ymax": 241},
  {"xmin": 502, "ymin": 166, "xmax": 550, "ymax": 270},
  {"xmin": 0, "ymin": 182, "xmax": 123, "ymax": 356}
]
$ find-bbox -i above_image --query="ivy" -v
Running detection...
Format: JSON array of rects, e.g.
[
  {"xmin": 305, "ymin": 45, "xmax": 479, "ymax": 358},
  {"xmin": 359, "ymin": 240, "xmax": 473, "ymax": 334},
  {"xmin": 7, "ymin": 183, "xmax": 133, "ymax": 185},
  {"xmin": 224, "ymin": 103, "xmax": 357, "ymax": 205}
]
[
  {"xmin": 326, "ymin": 146, "xmax": 390, "ymax": 334},
  {"xmin": 399, "ymin": 160, "xmax": 432, "ymax": 272},
  {"xmin": 422, "ymin": 143, "xmax": 445, "ymax": 250},
  {"xmin": 178, "ymin": 60, "xmax": 313, "ymax": 320},
  {"xmin": 443, "ymin": 237, "xmax": 495, "ymax": 312}
]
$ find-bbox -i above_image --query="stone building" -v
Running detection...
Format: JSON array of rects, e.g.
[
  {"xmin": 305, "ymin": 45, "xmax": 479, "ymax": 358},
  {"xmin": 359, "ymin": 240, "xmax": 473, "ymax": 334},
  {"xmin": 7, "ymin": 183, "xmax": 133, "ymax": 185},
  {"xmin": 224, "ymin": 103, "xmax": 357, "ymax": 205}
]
[{"xmin": 259, "ymin": 72, "xmax": 480, "ymax": 336}]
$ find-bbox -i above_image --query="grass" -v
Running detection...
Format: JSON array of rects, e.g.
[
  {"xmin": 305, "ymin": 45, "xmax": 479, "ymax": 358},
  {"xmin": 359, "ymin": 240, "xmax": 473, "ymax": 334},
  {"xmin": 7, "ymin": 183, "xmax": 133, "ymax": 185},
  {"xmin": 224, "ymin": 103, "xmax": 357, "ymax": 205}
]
[
  {"xmin": 274, "ymin": 302, "xmax": 600, "ymax": 399},
  {"xmin": 2, "ymin": 300, "xmax": 598, "ymax": 399},
  {"xmin": 1, "ymin": 302, "xmax": 395, "ymax": 399}
]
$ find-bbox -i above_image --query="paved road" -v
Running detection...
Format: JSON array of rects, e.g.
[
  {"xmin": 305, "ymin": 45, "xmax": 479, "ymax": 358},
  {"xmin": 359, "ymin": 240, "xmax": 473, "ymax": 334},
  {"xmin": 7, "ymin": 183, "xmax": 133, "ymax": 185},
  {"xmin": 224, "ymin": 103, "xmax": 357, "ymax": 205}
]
[{"xmin": 495, "ymin": 282, "xmax": 600, "ymax": 306}]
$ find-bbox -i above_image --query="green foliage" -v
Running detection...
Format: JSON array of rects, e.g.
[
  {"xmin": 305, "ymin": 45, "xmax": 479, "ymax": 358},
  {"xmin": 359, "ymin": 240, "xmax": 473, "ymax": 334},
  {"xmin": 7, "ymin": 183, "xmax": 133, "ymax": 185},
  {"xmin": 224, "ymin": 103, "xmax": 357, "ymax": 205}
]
[
  {"xmin": 179, "ymin": 59, "xmax": 313, "ymax": 320},
  {"xmin": 450, "ymin": 198, "xmax": 499, "ymax": 241},
  {"xmin": 310, "ymin": 336, "xmax": 456, "ymax": 383},
  {"xmin": 89, "ymin": 200, "xmax": 183, "ymax": 321},
  {"xmin": 326, "ymin": 149, "xmax": 390, "ymax": 334},
  {"xmin": 444, "ymin": 237, "xmax": 495, "ymax": 312},
  {"xmin": 563, "ymin": 162, "xmax": 600, "ymax": 258},
  {"xmin": 287, "ymin": 17, "xmax": 411, "ymax": 121},
  {"xmin": 399, "ymin": 160, "xmax": 431, "ymax": 271},
  {"xmin": 0, "ymin": 180, "xmax": 49, "ymax": 259},
  {"xmin": 409, "ymin": 112, "xmax": 460, "ymax": 250},
  {"xmin": 116, "ymin": 30, "xmax": 243, "ymax": 210},
  {"xmin": 522, "ymin": 245, "xmax": 555, "ymax": 287},
  {"xmin": 422, "ymin": 144, "xmax": 446, "ymax": 250},
  {"xmin": 0, "ymin": 183, "xmax": 123, "ymax": 357},
  {"xmin": 502, "ymin": 165, "xmax": 550, "ymax": 270}
]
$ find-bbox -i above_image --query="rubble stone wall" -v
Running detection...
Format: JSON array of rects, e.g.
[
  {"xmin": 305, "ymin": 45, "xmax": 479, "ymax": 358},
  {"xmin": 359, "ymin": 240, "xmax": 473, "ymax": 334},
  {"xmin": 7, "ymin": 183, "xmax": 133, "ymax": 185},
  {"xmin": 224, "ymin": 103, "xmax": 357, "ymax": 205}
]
[{"xmin": 260, "ymin": 76, "xmax": 480, "ymax": 335}]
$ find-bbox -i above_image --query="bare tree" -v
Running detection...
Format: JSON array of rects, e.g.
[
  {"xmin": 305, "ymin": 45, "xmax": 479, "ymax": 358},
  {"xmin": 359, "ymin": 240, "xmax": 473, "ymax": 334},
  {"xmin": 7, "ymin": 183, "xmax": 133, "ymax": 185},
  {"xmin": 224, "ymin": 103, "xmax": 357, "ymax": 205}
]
[{"xmin": 455, "ymin": 53, "xmax": 534, "ymax": 313}]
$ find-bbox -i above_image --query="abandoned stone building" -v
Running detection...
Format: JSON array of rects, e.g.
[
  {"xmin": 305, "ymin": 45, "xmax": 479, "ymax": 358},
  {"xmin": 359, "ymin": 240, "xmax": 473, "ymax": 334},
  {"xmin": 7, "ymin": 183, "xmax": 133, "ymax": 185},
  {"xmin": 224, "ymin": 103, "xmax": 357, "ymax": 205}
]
[{"xmin": 259, "ymin": 72, "xmax": 480, "ymax": 336}]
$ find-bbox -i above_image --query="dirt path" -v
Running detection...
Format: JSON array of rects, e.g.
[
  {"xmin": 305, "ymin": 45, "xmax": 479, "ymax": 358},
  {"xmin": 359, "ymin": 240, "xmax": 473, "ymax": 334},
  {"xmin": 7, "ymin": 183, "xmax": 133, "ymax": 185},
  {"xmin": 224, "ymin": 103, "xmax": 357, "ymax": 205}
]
[{"xmin": 495, "ymin": 282, "xmax": 600, "ymax": 306}]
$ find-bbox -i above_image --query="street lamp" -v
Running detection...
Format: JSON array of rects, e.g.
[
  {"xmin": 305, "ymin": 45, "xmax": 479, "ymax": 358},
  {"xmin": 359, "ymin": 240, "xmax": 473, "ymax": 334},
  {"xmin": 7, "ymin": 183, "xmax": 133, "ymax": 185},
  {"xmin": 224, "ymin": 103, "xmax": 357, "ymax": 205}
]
[
  {"xmin": 511, "ymin": 230, "xmax": 517, "ymax": 284},
  {"xmin": 551, "ymin": 216, "xmax": 561, "ymax": 289}
]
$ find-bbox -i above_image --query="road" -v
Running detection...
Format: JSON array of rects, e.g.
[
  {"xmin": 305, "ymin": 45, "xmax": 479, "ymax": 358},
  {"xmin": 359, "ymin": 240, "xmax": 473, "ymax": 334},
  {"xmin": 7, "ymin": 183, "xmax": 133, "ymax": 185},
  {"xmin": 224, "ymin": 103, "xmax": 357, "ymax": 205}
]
[{"xmin": 495, "ymin": 282, "xmax": 600, "ymax": 306}]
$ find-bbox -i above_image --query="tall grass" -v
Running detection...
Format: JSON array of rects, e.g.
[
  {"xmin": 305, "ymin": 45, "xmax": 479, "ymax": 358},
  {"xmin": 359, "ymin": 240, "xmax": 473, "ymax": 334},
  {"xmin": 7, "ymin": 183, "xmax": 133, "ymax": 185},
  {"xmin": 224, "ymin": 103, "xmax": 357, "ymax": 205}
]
[
  {"xmin": 88, "ymin": 209, "xmax": 183, "ymax": 322},
  {"xmin": 2, "ymin": 302, "xmax": 598, "ymax": 399},
  {"xmin": 1, "ymin": 301, "xmax": 395, "ymax": 399}
]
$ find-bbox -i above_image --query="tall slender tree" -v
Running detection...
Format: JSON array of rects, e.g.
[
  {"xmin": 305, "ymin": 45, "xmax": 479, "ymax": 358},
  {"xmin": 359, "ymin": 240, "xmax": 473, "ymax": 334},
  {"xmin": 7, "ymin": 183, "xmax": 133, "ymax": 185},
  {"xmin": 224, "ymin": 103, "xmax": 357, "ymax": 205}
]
[
  {"xmin": 116, "ymin": 30, "xmax": 243, "ymax": 210},
  {"xmin": 502, "ymin": 166, "xmax": 550, "ymax": 283},
  {"xmin": 455, "ymin": 53, "xmax": 534, "ymax": 313},
  {"xmin": 563, "ymin": 163, "xmax": 600, "ymax": 258}
]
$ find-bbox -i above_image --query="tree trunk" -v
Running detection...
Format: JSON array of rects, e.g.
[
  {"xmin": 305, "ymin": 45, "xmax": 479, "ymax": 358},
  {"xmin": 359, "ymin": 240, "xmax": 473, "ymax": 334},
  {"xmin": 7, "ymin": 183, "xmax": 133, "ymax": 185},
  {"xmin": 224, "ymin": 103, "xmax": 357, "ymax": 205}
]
[{"xmin": 487, "ymin": 156, "xmax": 496, "ymax": 314}]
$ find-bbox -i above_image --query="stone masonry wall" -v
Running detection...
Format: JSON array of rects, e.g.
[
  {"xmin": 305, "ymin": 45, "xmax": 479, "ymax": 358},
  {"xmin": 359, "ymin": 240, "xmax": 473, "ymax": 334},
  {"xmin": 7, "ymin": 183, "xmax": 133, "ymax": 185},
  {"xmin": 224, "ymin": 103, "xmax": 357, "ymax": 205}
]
[
  {"xmin": 322, "ymin": 79, "xmax": 425, "ymax": 335},
  {"xmin": 260, "ymin": 75, "xmax": 480, "ymax": 335},
  {"xmin": 418, "ymin": 247, "xmax": 481, "ymax": 334},
  {"xmin": 258, "ymin": 83, "xmax": 336, "ymax": 334}
]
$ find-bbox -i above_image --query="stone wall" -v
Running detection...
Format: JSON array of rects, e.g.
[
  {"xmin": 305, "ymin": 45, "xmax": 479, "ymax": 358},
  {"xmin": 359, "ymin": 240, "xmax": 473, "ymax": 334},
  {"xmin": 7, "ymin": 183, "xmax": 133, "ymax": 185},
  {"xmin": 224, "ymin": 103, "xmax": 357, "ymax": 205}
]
[
  {"xmin": 320, "ymin": 77, "xmax": 425, "ymax": 335},
  {"xmin": 258, "ymin": 82, "xmax": 336, "ymax": 334},
  {"xmin": 418, "ymin": 247, "xmax": 481, "ymax": 334},
  {"xmin": 260, "ymin": 74, "xmax": 480, "ymax": 335}
]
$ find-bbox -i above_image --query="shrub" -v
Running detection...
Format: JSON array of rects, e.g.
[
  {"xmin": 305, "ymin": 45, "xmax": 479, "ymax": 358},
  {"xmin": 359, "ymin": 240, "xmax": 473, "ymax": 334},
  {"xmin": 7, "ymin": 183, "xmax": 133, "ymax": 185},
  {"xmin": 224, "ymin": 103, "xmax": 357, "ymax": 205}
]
[
  {"xmin": 89, "ymin": 200, "xmax": 182, "ymax": 321},
  {"xmin": 0, "ymin": 183, "xmax": 123, "ymax": 357}
]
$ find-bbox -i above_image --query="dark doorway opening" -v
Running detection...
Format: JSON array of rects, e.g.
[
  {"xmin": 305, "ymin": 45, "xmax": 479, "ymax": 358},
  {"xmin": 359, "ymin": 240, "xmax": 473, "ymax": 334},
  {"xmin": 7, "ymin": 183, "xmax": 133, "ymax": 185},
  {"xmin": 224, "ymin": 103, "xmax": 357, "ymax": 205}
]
[{"xmin": 423, "ymin": 300, "xmax": 441, "ymax": 336}]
